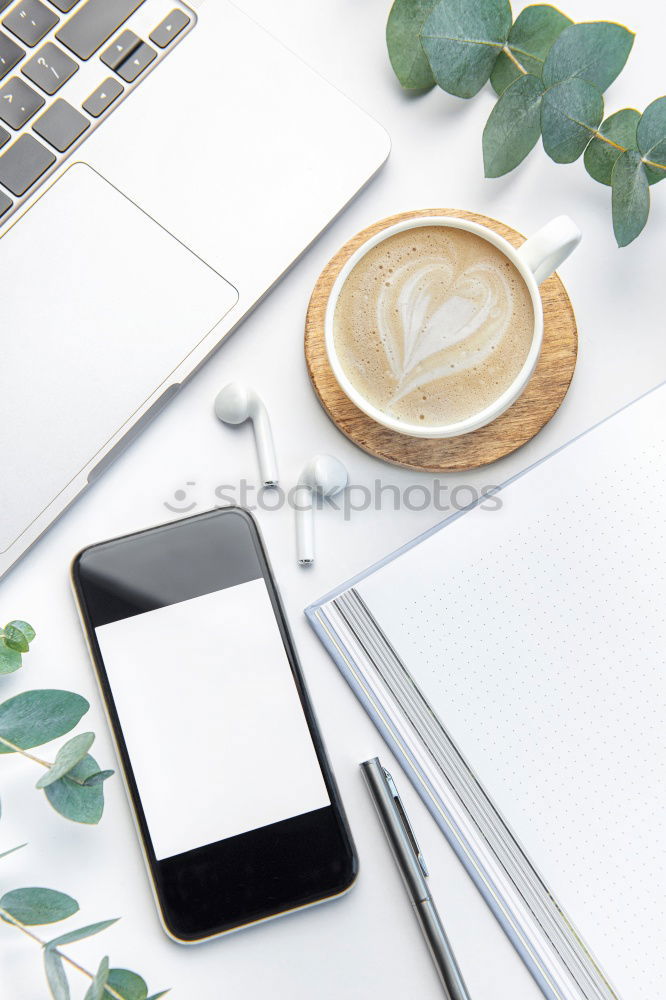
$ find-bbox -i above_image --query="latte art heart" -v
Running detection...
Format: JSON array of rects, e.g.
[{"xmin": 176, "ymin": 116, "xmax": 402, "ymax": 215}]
[
  {"xmin": 333, "ymin": 226, "xmax": 534, "ymax": 428},
  {"xmin": 376, "ymin": 255, "xmax": 512, "ymax": 404}
]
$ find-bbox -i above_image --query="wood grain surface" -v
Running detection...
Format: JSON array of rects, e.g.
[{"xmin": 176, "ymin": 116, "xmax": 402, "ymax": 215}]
[{"xmin": 304, "ymin": 208, "xmax": 578, "ymax": 472}]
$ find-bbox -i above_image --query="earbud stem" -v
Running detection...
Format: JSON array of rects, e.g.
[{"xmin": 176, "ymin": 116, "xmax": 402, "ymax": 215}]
[
  {"xmin": 296, "ymin": 494, "xmax": 315, "ymax": 565},
  {"xmin": 253, "ymin": 406, "xmax": 279, "ymax": 488}
]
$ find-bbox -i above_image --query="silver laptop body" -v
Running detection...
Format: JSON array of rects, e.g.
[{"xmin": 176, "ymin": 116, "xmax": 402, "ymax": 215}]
[{"xmin": 0, "ymin": 0, "xmax": 390, "ymax": 580}]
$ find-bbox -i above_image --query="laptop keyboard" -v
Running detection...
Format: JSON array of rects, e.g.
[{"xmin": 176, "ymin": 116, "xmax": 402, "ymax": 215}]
[{"xmin": 0, "ymin": 0, "xmax": 192, "ymax": 222}]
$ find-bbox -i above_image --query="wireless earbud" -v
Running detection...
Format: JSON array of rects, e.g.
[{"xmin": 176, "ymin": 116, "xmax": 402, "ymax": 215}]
[
  {"xmin": 214, "ymin": 382, "xmax": 278, "ymax": 488},
  {"xmin": 296, "ymin": 454, "xmax": 348, "ymax": 565}
]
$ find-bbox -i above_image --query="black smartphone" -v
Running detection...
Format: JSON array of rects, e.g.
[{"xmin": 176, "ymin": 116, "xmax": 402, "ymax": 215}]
[{"xmin": 71, "ymin": 507, "xmax": 357, "ymax": 942}]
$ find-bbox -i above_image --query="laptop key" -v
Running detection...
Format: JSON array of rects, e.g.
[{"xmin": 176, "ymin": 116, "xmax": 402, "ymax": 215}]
[
  {"xmin": 0, "ymin": 187, "xmax": 12, "ymax": 215},
  {"xmin": 149, "ymin": 9, "xmax": 190, "ymax": 49},
  {"xmin": 0, "ymin": 132, "xmax": 54, "ymax": 195},
  {"xmin": 0, "ymin": 76, "xmax": 44, "ymax": 128},
  {"xmin": 3, "ymin": 0, "xmax": 59, "ymax": 48},
  {"xmin": 33, "ymin": 96, "xmax": 88, "ymax": 150},
  {"xmin": 0, "ymin": 122, "xmax": 9, "ymax": 146},
  {"xmin": 0, "ymin": 30, "xmax": 24, "ymax": 80},
  {"xmin": 116, "ymin": 40, "xmax": 155, "ymax": 83},
  {"xmin": 100, "ymin": 28, "xmax": 140, "ymax": 71},
  {"xmin": 49, "ymin": 0, "xmax": 80, "ymax": 10},
  {"xmin": 56, "ymin": 0, "xmax": 145, "ymax": 61},
  {"xmin": 23, "ymin": 42, "xmax": 78, "ymax": 94},
  {"xmin": 82, "ymin": 76, "xmax": 122, "ymax": 117}
]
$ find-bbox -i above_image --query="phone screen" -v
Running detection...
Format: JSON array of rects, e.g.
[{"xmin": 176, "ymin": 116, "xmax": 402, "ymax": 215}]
[
  {"xmin": 95, "ymin": 579, "xmax": 330, "ymax": 861},
  {"xmin": 73, "ymin": 508, "xmax": 355, "ymax": 939}
]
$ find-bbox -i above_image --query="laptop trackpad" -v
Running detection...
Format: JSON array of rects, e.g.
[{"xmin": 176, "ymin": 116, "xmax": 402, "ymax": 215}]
[{"xmin": 0, "ymin": 163, "xmax": 238, "ymax": 553}]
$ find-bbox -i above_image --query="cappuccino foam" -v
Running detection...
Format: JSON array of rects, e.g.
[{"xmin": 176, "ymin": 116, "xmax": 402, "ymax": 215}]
[{"xmin": 333, "ymin": 226, "xmax": 535, "ymax": 428}]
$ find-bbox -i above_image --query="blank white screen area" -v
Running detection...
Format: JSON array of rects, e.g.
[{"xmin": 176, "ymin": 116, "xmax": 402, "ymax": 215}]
[{"xmin": 95, "ymin": 580, "xmax": 330, "ymax": 861}]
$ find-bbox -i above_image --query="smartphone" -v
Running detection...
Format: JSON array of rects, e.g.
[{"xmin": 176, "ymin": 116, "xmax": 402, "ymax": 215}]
[{"xmin": 72, "ymin": 507, "xmax": 357, "ymax": 942}]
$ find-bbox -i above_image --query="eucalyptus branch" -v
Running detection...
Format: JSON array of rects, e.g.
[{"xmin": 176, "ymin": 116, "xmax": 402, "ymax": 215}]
[
  {"xmin": 642, "ymin": 156, "xmax": 666, "ymax": 172},
  {"xmin": 1, "ymin": 629, "xmax": 114, "ymax": 819},
  {"xmin": 589, "ymin": 128, "xmax": 666, "ymax": 172},
  {"xmin": 0, "ymin": 619, "xmax": 162, "ymax": 999},
  {"xmin": 387, "ymin": 0, "xmax": 666, "ymax": 245},
  {"xmin": 0, "ymin": 732, "xmax": 98, "ymax": 788},
  {"xmin": 0, "ymin": 907, "xmax": 127, "ymax": 1000},
  {"xmin": 0, "ymin": 733, "xmax": 52, "ymax": 769},
  {"xmin": 501, "ymin": 44, "xmax": 526, "ymax": 75}
]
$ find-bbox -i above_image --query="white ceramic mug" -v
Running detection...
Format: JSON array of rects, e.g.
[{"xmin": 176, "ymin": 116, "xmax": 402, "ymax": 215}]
[{"xmin": 324, "ymin": 214, "xmax": 581, "ymax": 439}]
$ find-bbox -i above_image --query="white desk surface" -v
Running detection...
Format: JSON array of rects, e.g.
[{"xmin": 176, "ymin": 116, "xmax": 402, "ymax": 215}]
[{"xmin": 3, "ymin": 1, "xmax": 663, "ymax": 997}]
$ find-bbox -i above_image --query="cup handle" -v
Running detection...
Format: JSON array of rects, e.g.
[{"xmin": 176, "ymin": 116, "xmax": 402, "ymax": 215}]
[{"xmin": 516, "ymin": 215, "xmax": 581, "ymax": 285}]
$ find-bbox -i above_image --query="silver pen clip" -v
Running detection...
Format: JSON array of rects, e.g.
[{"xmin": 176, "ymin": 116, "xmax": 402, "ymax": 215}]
[{"xmin": 383, "ymin": 766, "xmax": 429, "ymax": 877}]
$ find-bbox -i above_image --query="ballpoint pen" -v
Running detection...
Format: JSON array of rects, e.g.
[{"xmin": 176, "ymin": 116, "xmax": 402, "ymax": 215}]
[{"xmin": 361, "ymin": 757, "xmax": 472, "ymax": 1000}]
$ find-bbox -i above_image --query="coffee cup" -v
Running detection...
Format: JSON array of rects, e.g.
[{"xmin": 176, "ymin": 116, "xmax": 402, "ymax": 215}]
[{"xmin": 324, "ymin": 214, "xmax": 581, "ymax": 439}]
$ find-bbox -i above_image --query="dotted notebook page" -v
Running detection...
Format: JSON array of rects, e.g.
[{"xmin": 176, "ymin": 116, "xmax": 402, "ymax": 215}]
[{"xmin": 357, "ymin": 386, "xmax": 666, "ymax": 1000}]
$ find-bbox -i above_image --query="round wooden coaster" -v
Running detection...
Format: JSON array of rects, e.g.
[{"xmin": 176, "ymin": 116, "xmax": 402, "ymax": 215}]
[{"xmin": 305, "ymin": 208, "xmax": 578, "ymax": 472}]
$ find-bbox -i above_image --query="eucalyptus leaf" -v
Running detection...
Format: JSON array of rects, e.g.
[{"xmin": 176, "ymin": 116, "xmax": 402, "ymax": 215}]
[
  {"xmin": 47, "ymin": 919, "xmax": 119, "ymax": 948},
  {"xmin": 611, "ymin": 149, "xmax": 649, "ymax": 246},
  {"xmin": 541, "ymin": 77, "xmax": 603, "ymax": 162},
  {"xmin": 637, "ymin": 96, "xmax": 666, "ymax": 185},
  {"xmin": 420, "ymin": 0, "xmax": 511, "ymax": 98},
  {"xmin": 105, "ymin": 969, "xmax": 148, "ymax": 1000},
  {"xmin": 85, "ymin": 956, "xmax": 110, "ymax": 1000},
  {"xmin": 484, "ymin": 73, "xmax": 544, "ymax": 176},
  {"xmin": 584, "ymin": 108, "xmax": 639, "ymax": 185},
  {"xmin": 0, "ymin": 690, "xmax": 89, "ymax": 754},
  {"xmin": 3, "ymin": 632, "xmax": 28, "ymax": 654},
  {"xmin": 44, "ymin": 753, "xmax": 105, "ymax": 824},
  {"xmin": 36, "ymin": 733, "xmax": 95, "ymax": 790},
  {"xmin": 5, "ymin": 620, "xmax": 36, "ymax": 643},
  {"xmin": 0, "ymin": 887, "xmax": 78, "ymax": 925},
  {"xmin": 3, "ymin": 625, "xmax": 30, "ymax": 653},
  {"xmin": 82, "ymin": 769, "xmax": 115, "ymax": 787},
  {"xmin": 386, "ymin": 0, "xmax": 438, "ymax": 91},
  {"xmin": 44, "ymin": 946, "xmax": 70, "ymax": 1000},
  {"xmin": 0, "ymin": 641, "xmax": 22, "ymax": 676},
  {"xmin": 490, "ymin": 4, "xmax": 571, "ymax": 95},
  {"xmin": 542, "ymin": 21, "xmax": 634, "ymax": 92}
]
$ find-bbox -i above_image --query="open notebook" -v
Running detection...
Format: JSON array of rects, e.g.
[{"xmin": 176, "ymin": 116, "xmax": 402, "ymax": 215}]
[{"xmin": 307, "ymin": 383, "xmax": 666, "ymax": 1000}]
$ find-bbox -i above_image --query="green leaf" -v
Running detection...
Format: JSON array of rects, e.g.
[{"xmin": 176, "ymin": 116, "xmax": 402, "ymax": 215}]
[
  {"xmin": 611, "ymin": 149, "xmax": 649, "ymax": 246},
  {"xmin": 85, "ymin": 956, "xmax": 110, "ymax": 1000},
  {"xmin": 36, "ymin": 732, "xmax": 96, "ymax": 789},
  {"xmin": 584, "ymin": 108, "xmax": 640, "ymax": 185},
  {"xmin": 0, "ymin": 640, "xmax": 22, "ymax": 675},
  {"xmin": 0, "ymin": 887, "xmax": 78, "ymax": 925},
  {"xmin": 0, "ymin": 690, "xmax": 89, "ymax": 754},
  {"xmin": 386, "ymin": 0, "xmax": 438, "ymax": 91},
  {"xmin": 47, "ymin": 919, "xmax": 119, "ymax": 948},
  {"xmin": 483, "ymin": 74, "xmax": 544, "ymax": 176},
  {"xmin": 0, "ymin": 843, "xmax": 27, "ymax": 861},
  {"xmin": 105, "ymin": 969, "xmax": 148, "ymax": 1000},
  {"xmin": 637, "ymin": 96, "xmax": 666, "ymax": 185},
  {"xmin": 541, "ymin": 78, "xmax": 603, "ymax": 163},
  {"xmin": 542, "ymin": 21, "xmax": 634, "ymax": 92},
  {"xmin": 3, "ymin": 621, "xmax": 35, "ymax": 652},
  {"xmin": 420, "ymin": 0, "xmax": 511, "ymax": 98},
  {"xmin": 3, "ymin": 630, "xmax": 28, "ymax": 653},
  {"xmin": 44, "ymin": 753, "xmax": 106, "ymax": 824},
  {"xmin": 82, "ymin": 769, "xmax": 115, "ymax": 787},
  {"xmin": 44, "ymin": 946, "xmax": 70, "ymax": 1000},
  {"xmin": 7, "ymin": 620, "xmax": 36, "ymax": 643},
  {"xmin": 490, "ymin": 4, "xmax": 571, "ymax": 95}
]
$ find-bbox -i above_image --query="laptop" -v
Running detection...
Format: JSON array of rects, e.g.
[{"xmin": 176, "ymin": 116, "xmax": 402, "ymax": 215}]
[{"xmin": 0, "ymin": 0, "xmax": 390, "ymax": 581}]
